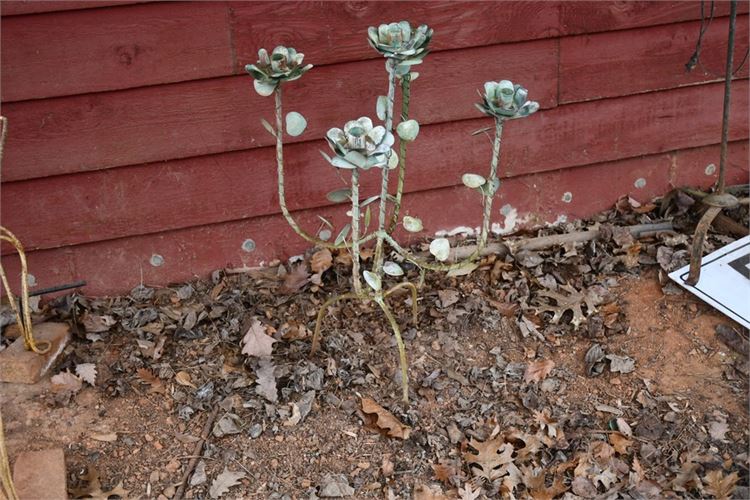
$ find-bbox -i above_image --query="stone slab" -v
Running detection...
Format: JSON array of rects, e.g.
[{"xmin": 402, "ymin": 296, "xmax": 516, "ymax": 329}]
[
  {"xmin": 12, "ymin": 448, "xmax": 67, "ymax": 500},
  {"xmin": 0, "ymin": 322, "xmax": 70, "ymax": 384}
]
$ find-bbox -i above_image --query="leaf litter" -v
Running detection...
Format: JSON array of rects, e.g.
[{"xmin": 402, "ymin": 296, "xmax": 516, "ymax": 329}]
[{"xmin": 2, "ymin": 192, "xmax": 748, "ymax": 498}]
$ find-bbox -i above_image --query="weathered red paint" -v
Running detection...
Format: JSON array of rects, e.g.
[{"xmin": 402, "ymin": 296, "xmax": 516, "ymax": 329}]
[
  {"xmin": 0, "ymin": 1, "xmax": 146, "ymax": 16},
  {"xmin": 229, "ymin": 1, "xmax": 560, "ymax": 70},
  {"xmin": 560, "ymin": 15, "xmax": 750, "ymax": 103},
  {"xmin": 2, "ymin": 78, "xmax": 747, "ymax": 253},
  {"xmin": 0, "ymin": 39, "xmax": 558, "ymax": 182},
  {"xmin": 559, "ymin": 1, "xmax": 746, "ymax": 35},
  {"xmin": 2, "ymin": 141, "xmax": 746, "ymax": 296},
  {"xmin": 1, "ymin": 2, "xmax": 234, "ymax": 102},
  {"xmin": 0, "ymin": 1, "xmax": 748, "ymax": 296}
]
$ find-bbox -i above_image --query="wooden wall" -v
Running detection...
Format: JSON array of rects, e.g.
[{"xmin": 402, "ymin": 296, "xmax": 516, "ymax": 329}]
[{"xmin": 1, "ymin": 1, "xmax": 748, "ymax": 295}]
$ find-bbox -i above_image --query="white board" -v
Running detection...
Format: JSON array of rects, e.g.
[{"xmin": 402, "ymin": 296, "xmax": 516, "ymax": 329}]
[{"xmin": 669, "ymin": 234, "xmax": 750, "ymax": 329}]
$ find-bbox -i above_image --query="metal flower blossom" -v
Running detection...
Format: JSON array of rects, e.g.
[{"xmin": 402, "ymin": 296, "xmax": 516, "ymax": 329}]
[
  {"xmin": 245, "ymin": 46, "xmax": 313, "ymax": 96},
  {"xmin": 367, "ymin": 21, "xmax": 432, "ymax": 63},
  {"xmin": 476, "ymin": 80, "xmax": 539, "ymax": 120},
  {"xmin": 322, "ymin": 117, "xmax": 397, "ymax": 170}
]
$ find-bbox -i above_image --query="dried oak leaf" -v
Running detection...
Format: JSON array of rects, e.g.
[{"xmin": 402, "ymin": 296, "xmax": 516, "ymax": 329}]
[
  {"xmin": 310, "ymin": 248, "xmax": 333, "ymax": 274},
  {"xmin": 254, "ymin": 358, "xmax": 278, "ymax": 403},
  {"xmin": 241, "ymin": 319, "xmax": 277, "ymax": 358},
  {"xmin": 136, "ymin": 367, "xmax": 166, "ymax": 394},
  {"xmin": 431, "ymin": 459, "xmax": 462, "ymax": 486},
  {"xmin": 209, "ymin": 468, "xmax": 246, "ymax": 499},
  {"xmin": 82, "ymin": 314, "xmax": 116, "ymax": 333},
  {"xmin": 51, "ymin": 370, "xmax": 83, "ymax": 394},
  {"xmin": 360, "ymin": 397, "xmax": 411, "ymax": 440},
  {"xmin": 71, "ymin": 467, "xmax": 129, "ymax": 499},
  {"xmin": 534, "ymin": 284, "xmax": 598, "ymax": 329},
  {"xmin": 522, "ymin": 466, "xmax": 568, "ymax": 500},
  {"xmin": 608, "ymin": 432, "xmax": 633, "ymax": 454},
  {"xmin": 463, "ymin": 436, "xmax": 514, "ymax": 481},
  {"xmin": 413, "ymin": 483, "xmax": 450, "ymax": 500},
  {"xmin": 703, "ymin": 470, "xmax": 739, "ymax": 500},
  {"xmin": 75, "ymin": 363, "xmax": 97, "ymax": 386},
  {"xmin": 175, "ymin": 370, "xmax": 197, "ymax": 389},
  {"xmin": 534, "ymin": 409, "xmax": 561, "ymax": 439},
  {"xmin": 524, "ymin": 359, "xmax": 555, "ymax": 384},
  {"xmin": 279, "ymin": 264, "xmax": 310, "ymax": 294}
]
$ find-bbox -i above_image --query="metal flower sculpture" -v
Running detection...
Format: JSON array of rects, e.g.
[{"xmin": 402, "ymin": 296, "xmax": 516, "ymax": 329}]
[
  {"xmin": 367, "ymin": 21, "xmax": 433, "ymax": 63},
  {"xmin": 322, "ymin": 117, "xmax": 397, "ymax": 170},
  {"xmin": 248, "ymin": 24, "xmax": 540, "ymax": 404},
  {"xmin": 245, "ymin": 46, "xmax": 313, "ymax": 96},
  {"xmin": 476, "ymin": 80, "xmax": 539, "ymax": 119}
]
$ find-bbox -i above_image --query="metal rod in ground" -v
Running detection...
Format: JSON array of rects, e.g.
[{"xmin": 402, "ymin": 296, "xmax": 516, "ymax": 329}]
[
  {"xmin": 717, "ymin": 0, "xmax": 737, "ymax": 193},
  {"xmin": 687, "ymin": 0, "xmax": 737, "ymax": 284}
]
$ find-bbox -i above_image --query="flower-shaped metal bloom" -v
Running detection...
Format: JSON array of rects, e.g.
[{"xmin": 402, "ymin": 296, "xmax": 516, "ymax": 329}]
[
  {"xmin": 367, "ymin": 21, "xmax": 432, "ymax": 63},
  {"xmin": 245, "ymin": 46, "xmax": 313, "ymax": 96},
  {"xmin": 322, "ymin": 117, "xmax": 396, "ymax": 170},
  {"xmin": 476, "ymin": 80, "xmax": 539, "ymax": 120}
]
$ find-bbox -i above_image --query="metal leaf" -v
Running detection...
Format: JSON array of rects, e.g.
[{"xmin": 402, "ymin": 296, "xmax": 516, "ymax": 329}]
[
  {"xmin": 429, "ymin": 238, "xmax": 450, "ymax": 262},
  {"xmin": 446, "ymin": 262, "xmax": 478, "ymax": 277},
  {"xmin": 260, "ymin": 118, "xmax": 276, "ymax": 137},
  {"xmin": 462, "ymin": 173, "xmax": 486, "ymax": 189},
  {"xmin": 285, "ymin": 111, "xmax": 307, "ymax": 136},
  {"xmin": 387, "ymin": 151, "xmax": 399, "ymax": 169},
  {"xmin": 363, "ymin": 271, "xmax": 382, "ymax": 292},
  {"xmin": 479, "ymin": 178, "xmax": 500, "ymax": 196},
  {"xmin": 326, "ymin": 188, "xmax": 351, "ymax": 203},
  {"xmin": 364, "ymin": 206, "xmax": 371, "ymax": 228},
  {"xmin": 334, "ymin": 224, "xmax": 351, "ymax": 245},
  {"xmin": 396, "ymin": 119, "xmax": 419, "ymax": 142},
  {"xmin": 360, "ymin": 195, "xmax": 380, "ymax": 207},
  {"xmin": 402, "ymin": 215, "xmax": 423, "ymax": 233},
  {"xmin": 253, "ymin": 79, "xmax": 276, "ymax": 97},
  {"xmin": 376, "ymin": 95, "xmax": 387, "ymax": 121},
  {"xmin": 383, "ymin": 261, "xmax": 404, "ymax": 276}
]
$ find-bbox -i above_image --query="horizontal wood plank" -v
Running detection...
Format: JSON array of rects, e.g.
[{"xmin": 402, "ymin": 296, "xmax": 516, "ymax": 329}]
[
  {"xmin": 1, "ymin": 39, "xmax": 558, "ymax": 181},
  {"xmin": 1, "ymin": 2, "xmax": 233, "ymax": 102},
  {"xmin": 560, "ymin": 1, "xmax": 748, "ymax": 35},
  {"xmin": 560, "ymin": 16, "xmax": 750, "ymax": 103},
  {"xmin": 229, "ymin": 1, "xmax": 560, "ymax": 70},
  {"xmin": 2, "ymin": 140, "xmax": 746, "ymax": 296},
  {"xmin": 3, "ymin": 79, "xmax": 747, "ymax": 253},
  {"xmin": 0, "ymin": 1, "xmax": 147, "ymax": 16}
]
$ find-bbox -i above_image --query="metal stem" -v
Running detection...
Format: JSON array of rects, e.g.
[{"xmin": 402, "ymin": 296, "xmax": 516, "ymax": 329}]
[
  {"xmin": 350, "ymin": 169, "xmax": 362, "ymax": 295},
  {"xmin": 372, "ymin": 60, "xmax": 398, "ymax": 275},
  {"xmin": 479, "ymin": 119, "xmax": 504, "ymax": 252},
  {"xmin": 273, "ymin": 88, "xmax": 346, "ymax": 249},
  {"xmin": 717, "ymin": 0, "xmax": 737, "ymax": 194},
  {"xmin": 389, "ymin": 74, "xmax": 412, "ymax": 233}
]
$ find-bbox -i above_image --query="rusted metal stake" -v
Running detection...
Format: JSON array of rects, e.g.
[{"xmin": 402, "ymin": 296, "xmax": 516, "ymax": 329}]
[{"xmin": 686, "ymin": 0, "xmax": 737, "ymax": 285}]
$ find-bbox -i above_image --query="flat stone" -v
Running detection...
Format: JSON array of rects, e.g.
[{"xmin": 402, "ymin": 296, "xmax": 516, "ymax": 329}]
[
  {"xmin": 12, "ymin": 448, "xmax": 67, "ymax": 500},
  {"xmin": 0, "ymin": 322, "xmax": 70, "ymax": 384}
]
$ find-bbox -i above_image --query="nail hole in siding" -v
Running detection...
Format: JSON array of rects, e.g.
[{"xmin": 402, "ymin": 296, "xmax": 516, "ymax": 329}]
[
  {"xmin": 561, "ymin": 192, "xmax": 573, "ymax": 203},
  {"xmin": 150, "ymin": 254, "xmax": 165, "ymax": 267},
  {"xmin": 634, "ymin": 177, "xmax": 647, "ymax": 189},
  {"xmin": 705, "ymin": 163, "xmax": 716, "ymax": 175},
  {"xmin": 319, "ymin": 229, "xmax": 332, "ymax": 241}
]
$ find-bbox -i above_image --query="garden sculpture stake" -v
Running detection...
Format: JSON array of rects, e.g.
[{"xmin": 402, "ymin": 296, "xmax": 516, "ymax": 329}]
[
  {"xmin": 686, "ymin": 0, "xmax": 741, "ymax": 285},
  {"xmin": 246, "ymin": 23, "xmax": 539, "ymax": 402}
]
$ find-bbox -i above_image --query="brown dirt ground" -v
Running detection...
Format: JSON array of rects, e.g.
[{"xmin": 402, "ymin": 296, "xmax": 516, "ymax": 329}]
[{"xmin": 2, "ymin": 268, "xmax": 747, "ymax": 498}]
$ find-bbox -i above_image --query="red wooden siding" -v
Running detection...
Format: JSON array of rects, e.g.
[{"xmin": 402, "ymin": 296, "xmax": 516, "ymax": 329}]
[
  {"xmin": 1, "ymin": 1, "xmax": 748, "ymax": 295},
  {"xmin": 0, "ymin": 2, "xmax": 234, "ymax": 102}
]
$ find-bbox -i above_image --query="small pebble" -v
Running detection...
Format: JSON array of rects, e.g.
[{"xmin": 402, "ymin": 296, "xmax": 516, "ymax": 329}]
[{"xmin": 249, "ymin": 423, "xmax": 263, "ymax": 438}]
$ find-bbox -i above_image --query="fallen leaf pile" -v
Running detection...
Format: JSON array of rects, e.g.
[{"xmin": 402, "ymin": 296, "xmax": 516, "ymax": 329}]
[{"xmin": 9, "ymin": 188, "xmax": 745, "ymax": 499}]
